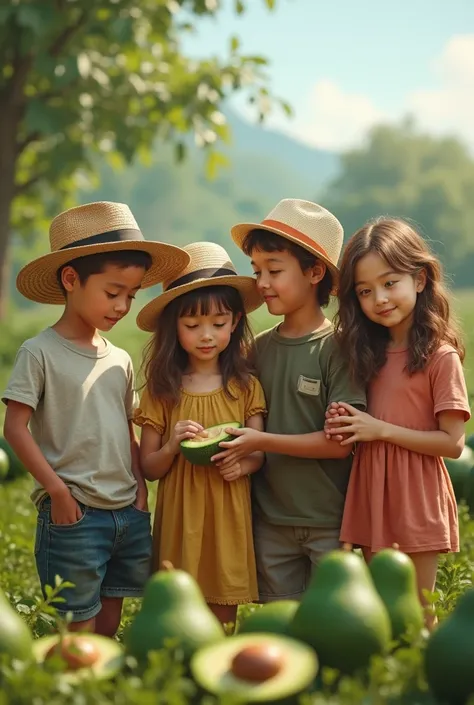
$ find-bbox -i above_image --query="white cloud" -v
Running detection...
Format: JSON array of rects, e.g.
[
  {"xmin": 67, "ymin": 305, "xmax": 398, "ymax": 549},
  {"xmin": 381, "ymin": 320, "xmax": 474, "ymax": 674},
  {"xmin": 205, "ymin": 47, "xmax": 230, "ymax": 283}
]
[
  {"xmin": 408, "ymin": 35, "xmax": 474, "ymax": 148},
  {"xmin": 261, "ymin": 34, "xmax": 474, "ymax": 152}
]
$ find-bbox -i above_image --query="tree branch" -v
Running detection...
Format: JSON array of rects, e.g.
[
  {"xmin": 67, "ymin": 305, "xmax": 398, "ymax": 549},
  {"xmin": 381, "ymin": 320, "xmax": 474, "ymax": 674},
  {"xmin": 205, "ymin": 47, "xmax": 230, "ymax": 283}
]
[{"xmin": 48, "ymin": 10, "xmax": 88, "ymax": 57}]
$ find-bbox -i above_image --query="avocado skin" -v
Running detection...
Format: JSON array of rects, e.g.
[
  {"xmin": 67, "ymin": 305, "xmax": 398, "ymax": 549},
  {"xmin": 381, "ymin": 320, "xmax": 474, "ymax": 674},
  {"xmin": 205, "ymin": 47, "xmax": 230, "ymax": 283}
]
[
  {"xmin": 125, "ymin": 568, "xmax": 224, "ymax": 665},
  {"xmin": 289, "ymin": 550, "xmax": 391, "ymax": 674}
]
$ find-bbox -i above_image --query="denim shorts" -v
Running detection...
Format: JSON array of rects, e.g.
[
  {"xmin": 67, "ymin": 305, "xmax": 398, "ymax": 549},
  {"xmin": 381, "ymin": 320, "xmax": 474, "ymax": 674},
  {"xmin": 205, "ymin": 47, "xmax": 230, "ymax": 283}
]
[{"xmin": 35, "ymin": 496, "xmax": 152, "ymax": 622}]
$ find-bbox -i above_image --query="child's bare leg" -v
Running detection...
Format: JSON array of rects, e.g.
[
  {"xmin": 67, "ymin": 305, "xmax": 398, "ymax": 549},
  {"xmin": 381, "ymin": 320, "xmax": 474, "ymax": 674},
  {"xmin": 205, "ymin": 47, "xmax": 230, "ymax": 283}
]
[
  {"xmin": 94, "ymin": 597, "xmax": 124, "ymax": 637},
  {"xmin": 408, "ymin": 551, "xmax": 438, "ymax": 631},
  {"xmin": 208, "ymin": 603, "xmax": 237, "ymax": 631},
  {"xmin": 68, "ymin": 617, "xmax": 95, "ymax": 632}
]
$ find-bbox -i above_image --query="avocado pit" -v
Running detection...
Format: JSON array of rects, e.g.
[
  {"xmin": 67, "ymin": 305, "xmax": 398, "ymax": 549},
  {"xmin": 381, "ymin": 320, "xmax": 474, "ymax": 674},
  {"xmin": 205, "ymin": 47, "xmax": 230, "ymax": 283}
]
[
  {"xmin": 231, "ymin": 643, "xmax": 284, "ymax": 682},
  {"xmin": 46, "ymin": 636, "xmax": 100, "ymax": 671}
]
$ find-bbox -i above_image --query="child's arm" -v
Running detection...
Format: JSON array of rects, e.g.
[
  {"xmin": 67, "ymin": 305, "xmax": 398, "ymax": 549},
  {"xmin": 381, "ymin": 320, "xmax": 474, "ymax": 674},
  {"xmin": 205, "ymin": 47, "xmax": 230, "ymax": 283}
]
[
  {"xmin": 212, "ymin": 426, "xmax": 352, "ymax": 464},
  {"xmin": 216, "ymin": 412, "xmax": 265, "ymax": 481},
  {"xmin": 140, "ymin": 419, "xmax": 205, "ymax": 481},
  {"xmin": 128, "ymin": 420, "xmax": 148, "ymax": 511},
  {"xmin": 3, "ymin": 401, "xmax": 82, "ymax": 524},
  {"xmin": 326, "ymin": 403, "xmax": 466, "ymax": 458}
]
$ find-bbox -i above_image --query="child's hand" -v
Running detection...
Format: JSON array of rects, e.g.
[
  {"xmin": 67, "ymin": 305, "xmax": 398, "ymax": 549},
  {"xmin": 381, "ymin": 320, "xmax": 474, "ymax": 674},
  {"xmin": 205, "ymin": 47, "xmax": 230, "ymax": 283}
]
[
  {"xmin": 211, "ymin": 426, "xmax": 262, "ymax": 464},
  {"xmin": 325, "ymin": 402, "xmax": 347, "ymax": 442},
  {"xmin": 218, "ymin": 458, "xmax": 244, "ymax": 482},
  {"xmin": 325, "ymin": 402, "xmax": 385, "ymax": 445},
  {"xmin": 51, "ymin": 490, "xmax": 83, "ymax": 525},
  {"xmin": 134, "ymin": 483, "xmax": 149, "ymax": 512},
  {"xmin": 169, "ymin": 420, "xmax": 206, "ymax": 455}
]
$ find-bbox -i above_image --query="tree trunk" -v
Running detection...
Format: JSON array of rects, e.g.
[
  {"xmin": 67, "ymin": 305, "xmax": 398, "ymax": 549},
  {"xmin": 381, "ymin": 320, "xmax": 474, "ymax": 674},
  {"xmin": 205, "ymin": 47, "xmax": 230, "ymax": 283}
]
[{"xmin": 0, "ymin": 119, "xmax": 16, "ymax": 320}]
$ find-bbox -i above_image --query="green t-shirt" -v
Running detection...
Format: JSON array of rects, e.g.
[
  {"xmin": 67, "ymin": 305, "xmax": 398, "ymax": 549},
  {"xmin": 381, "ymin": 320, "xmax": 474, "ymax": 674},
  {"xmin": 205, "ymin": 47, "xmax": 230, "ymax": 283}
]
[{"xmin": 253, "ymin": 323, "xmax": 367, "ymax": 529}]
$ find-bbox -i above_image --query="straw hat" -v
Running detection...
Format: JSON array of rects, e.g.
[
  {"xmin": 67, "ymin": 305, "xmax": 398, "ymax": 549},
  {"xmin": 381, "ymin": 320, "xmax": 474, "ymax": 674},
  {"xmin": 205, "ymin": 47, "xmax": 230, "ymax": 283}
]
[
  {"xmin": 231, "ymin": 198, "xmax": 343, "ymax": 288},
  {"xmin": 16, "ymin": 201, "xmax": 191, "ymax": 304},
  {"xmin": 136, "ymin": 242, "xmax": 263, "ymax": 332}
]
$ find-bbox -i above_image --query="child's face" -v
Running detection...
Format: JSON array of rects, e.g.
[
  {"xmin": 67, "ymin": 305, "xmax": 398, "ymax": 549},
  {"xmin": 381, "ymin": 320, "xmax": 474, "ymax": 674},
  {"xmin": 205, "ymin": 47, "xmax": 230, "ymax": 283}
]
[
  {"xmin": 250, "ymin": 247, "xmax": 324, "ymax": 316},
  {"xmin": 177, "ymin": 301, "xmax": 239, "ymax": 366},
  {"xmin": 354, "ymin": 251, "xmax": 426, "ymax": 336},
  {"xmin": 63, "ymin": 262, "xmax": 146, "ymax": 331}
]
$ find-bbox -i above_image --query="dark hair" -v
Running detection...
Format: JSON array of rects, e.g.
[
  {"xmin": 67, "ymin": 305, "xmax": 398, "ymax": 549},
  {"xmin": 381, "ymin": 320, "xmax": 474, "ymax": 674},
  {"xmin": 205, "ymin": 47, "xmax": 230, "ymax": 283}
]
[
  {"xmin": 57, "ymin": 250, "xmax": 152, "ymax": 294},
  {"xmin": 334, "ymin": 217, "xmax": 465, "ymax": 386},
  {"xmin": 242, "ymin": 228, "xmax": 333, "ymax": 307},
  {"xmin": 141, "ymin": 285, "xmax": 254, "ymax": 405}
]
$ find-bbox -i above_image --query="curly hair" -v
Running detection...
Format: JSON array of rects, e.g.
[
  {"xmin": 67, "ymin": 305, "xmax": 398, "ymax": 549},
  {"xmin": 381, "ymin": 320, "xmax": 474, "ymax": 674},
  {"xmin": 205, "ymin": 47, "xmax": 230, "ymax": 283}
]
[
  {"xmin": 140, "ymin": 285, "xmax": 255, "ymax": 405},
  {"xmin": 334, "ymin": 218, "xmax": 465, "ymax": 386}
]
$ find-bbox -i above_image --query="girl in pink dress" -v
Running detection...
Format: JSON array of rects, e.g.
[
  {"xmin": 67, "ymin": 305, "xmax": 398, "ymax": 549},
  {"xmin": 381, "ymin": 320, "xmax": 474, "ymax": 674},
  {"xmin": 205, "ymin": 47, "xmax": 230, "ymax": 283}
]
[{"xmin": 325, "ymin": 218, "xmax": 470, "ymax": 627}]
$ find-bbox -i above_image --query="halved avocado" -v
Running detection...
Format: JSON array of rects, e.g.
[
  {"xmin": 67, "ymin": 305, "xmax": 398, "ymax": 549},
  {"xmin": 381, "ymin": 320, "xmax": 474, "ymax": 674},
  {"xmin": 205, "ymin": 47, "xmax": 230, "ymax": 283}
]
[
  {"xmin": 190, "ymin": 633, "xmax": 318, "ymax": 704},
  {"xmin": 33, "ymin": 634, "xmax": 123, "ymax": 683},
  {"xmin": 180, "ymin": 422, "xmax": 241, "ymax": 466},
  {"xmin": 238, "ymin": 601, "xmax": 299, "ymax": 637}
]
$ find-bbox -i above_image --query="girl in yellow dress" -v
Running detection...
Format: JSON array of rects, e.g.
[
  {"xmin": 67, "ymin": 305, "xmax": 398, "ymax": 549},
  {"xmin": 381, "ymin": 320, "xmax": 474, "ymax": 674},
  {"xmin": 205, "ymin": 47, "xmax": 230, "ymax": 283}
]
[{"xmin": 134, "ymin": 242, "xmax": 266, "ymax": 626}]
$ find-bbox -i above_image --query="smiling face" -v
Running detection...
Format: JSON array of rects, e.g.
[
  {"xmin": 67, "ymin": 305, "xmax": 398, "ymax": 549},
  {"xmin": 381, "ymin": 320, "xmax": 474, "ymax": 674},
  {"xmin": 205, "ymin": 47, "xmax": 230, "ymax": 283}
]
[
  {"xmin": 62, "ymin": 262, "xmax": 145, "ymax": 331},
  {"xmin": 354, "ymin": 251, "xmax": 426, "ymax": 343}
]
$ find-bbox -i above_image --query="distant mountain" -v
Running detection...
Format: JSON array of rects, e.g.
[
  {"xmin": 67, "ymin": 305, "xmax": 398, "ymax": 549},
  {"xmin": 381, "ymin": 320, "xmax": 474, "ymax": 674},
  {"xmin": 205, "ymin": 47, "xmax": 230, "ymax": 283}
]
[{"xmin": 224, "ymin": 110, "xmax": 339, "ymax": 196}]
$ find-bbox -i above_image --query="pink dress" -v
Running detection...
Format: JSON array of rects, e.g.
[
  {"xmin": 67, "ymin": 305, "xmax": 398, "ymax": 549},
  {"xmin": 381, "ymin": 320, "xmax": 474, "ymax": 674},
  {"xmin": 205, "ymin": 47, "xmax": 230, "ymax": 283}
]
[{"xmin": 340, "ymin": 344, "xmax": 471, "ymax": 553}]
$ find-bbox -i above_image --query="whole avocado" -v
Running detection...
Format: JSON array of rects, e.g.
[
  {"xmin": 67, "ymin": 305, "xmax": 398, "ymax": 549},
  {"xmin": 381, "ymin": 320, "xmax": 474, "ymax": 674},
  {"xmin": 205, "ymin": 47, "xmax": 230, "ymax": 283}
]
[{"xmin": 289, "ymin": 550, "xmax": 391, "ymax": 674}]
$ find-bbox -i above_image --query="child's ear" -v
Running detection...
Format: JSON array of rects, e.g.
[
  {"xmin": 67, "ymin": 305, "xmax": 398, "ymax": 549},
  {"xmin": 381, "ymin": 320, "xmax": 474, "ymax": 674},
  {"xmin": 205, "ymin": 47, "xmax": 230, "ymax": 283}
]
[
  {"xmin": 416, "ymin": 268, "xmax": 427, "ymax": 293},
  {"xmin": 61, "ymin": 265, "xmax": 80, "ymax": 292},
  {"xmin": 231, "ymin": 312, "xmax": 242, "ymax": 332},
  {"xmin": 309, "ymin": 260, "xmax": 327, "ymax": 284}
]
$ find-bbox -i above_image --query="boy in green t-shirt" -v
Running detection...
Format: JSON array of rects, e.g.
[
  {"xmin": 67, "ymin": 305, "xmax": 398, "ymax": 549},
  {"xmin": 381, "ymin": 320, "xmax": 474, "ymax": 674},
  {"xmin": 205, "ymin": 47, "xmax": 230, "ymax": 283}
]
[{"xmin": 213, "ymin": 199, "xmax": 366, "ymax": 602}]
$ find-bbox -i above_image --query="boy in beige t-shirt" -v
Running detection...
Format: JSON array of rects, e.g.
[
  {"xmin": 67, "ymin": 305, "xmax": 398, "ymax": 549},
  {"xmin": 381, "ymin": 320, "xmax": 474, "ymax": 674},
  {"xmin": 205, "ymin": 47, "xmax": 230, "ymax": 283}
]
[{"xmin": 2, "ymin": 201, "xmax": 189, "ymax": 636}]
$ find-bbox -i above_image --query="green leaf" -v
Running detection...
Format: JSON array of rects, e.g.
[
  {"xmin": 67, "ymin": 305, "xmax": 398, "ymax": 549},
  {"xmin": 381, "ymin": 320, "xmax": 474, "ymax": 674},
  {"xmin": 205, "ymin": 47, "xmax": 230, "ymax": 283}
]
[
  {"xmin": 175, "ymin": 142, "xmax": 186, "ymax": 163},
  {"xmin": 235, "ymin": 0, "xmax": 245, "ymax": 14},
  {"xmin": 205, "ymin": 150, "xmax": 230, "ymax": 180},
  {"xmin": 265, "ymin": 0, "xmax": 276, "ymax": 8},
  {"xmin": 16, "ymin": 5, "xmax": 55, "ymax": 37},
  {"xmin": 230, "ymin": 35, "xmax": 240, "ymax": 52}
]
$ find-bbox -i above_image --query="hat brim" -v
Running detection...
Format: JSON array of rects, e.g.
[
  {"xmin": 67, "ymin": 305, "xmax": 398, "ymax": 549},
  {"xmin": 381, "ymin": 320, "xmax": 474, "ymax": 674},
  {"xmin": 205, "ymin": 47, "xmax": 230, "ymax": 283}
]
[
  {"xmin": 16, "ymin": 241, "xmax": 191, "ymax": 305},
  {"xmin": 136, "ymin": 275, "xmax": 263, "ymax": 332},
  {"xmin": 231, "ymin": 222, "xmax": 340, "ymax": 292}
]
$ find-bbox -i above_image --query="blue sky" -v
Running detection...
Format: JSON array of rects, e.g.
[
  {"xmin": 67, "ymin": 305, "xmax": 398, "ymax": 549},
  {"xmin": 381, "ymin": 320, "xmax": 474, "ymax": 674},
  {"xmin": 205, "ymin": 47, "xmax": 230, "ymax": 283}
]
[{"xmin": 183, "ymin": 0, "xmax": 474, "ymax": 152}]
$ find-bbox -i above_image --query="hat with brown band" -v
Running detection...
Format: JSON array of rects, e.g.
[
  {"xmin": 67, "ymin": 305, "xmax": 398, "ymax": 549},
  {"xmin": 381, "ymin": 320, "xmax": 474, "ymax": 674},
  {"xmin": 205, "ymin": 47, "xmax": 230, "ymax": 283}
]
[
  {"xmin": 231, "ymin": 198, "xmax": 344, "ymax": 291},
  {"xmin": 136, "ymin": 241, "xmax": 263, "ymax": 332},
  {"xmin": 16, "ymin": 201, "xmax": 191, "ymax": 304}
]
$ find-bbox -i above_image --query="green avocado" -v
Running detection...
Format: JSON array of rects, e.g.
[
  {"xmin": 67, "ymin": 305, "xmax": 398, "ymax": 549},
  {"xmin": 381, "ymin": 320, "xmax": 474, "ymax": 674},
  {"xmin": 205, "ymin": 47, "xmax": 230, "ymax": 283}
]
[
  {"xmin": 0, "ymin": 589, "xmax": 33, "ymax": 661},
  {"xmin": 180, "ymin": 422, "xmax": 241, "ymax": 465},
  {"xmin": 238, "ymin": 601, "xmax": 299, "ymax": 637},
  {"xmin": 33, "ymin": 634, "xmax": 123, "ymax": 683},
  {"xmin": 369, "ymin": 548, "xmax": 424, "ymax": 643},
  {"xmin": 125, "ymin": 565, "xmax": 224, "ymax": 665},
  {"xmin": 444, "ymin": 445, "xmax": 474, "ymax": 503},
  {"xmin": 0, "ymin": 437, "xmax": 27, "ymax": 481},
  {"xmin": 425, "ymin": 588, "xmax": 474, "ymax": 704},
  {"xmin": 0, "ymin": 448, "xmax": 9, "ymax": 482},
  {"xmin": 289, "ymin": 550, "xmax": 391, "ymax": 674},
  {"xmin": 191, "ymin": 633, "xmax": 318, "ymax": 704}
]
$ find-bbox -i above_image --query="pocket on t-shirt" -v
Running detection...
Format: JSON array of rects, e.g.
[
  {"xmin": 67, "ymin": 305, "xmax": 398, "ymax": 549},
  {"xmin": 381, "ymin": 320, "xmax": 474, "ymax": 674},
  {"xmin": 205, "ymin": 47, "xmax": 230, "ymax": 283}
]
[{"xmin": 296, "ymin": 375, "xmax": 321, "ymax": 397}]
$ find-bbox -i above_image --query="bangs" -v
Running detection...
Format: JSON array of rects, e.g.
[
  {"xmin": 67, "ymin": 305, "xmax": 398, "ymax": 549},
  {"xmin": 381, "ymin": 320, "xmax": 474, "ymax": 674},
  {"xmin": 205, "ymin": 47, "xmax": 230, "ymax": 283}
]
[{"xmin": 176, "ymin": 285, "xmax": 239, "ymax": 318}]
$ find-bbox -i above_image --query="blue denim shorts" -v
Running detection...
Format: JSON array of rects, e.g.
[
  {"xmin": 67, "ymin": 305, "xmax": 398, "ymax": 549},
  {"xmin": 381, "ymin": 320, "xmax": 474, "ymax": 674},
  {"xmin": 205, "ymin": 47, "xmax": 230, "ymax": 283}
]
[{"xmin": 35, "ymin": 496, "xmax": 152, "ymax": 622}]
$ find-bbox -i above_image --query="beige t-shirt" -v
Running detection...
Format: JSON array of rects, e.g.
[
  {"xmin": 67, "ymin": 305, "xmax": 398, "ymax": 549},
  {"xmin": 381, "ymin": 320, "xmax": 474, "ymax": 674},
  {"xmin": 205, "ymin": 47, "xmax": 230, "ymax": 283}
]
[{"xmin": 2, "ymin": 327, "xmax": 138, "ymax": 509}]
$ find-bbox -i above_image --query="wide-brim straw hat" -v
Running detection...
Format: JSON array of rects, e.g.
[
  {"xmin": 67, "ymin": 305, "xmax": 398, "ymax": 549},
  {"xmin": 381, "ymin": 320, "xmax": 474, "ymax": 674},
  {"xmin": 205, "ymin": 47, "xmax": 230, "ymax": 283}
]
[
  {"xmin": 16, "ymin": 201, "xmax": 191, "ymax": 304},
  {"xmin": 231, "ymin": 198, "xmax": 343, "ymax": 291},
  {"xmin": 136, "ymin": 242, "xmax": 263, "ymax": 332}
]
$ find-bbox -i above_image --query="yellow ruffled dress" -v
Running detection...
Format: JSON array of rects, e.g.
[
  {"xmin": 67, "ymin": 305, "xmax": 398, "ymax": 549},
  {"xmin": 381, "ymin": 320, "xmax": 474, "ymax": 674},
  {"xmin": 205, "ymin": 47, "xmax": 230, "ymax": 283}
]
[{"xmin": 134, "ymin": 376, "xmax": 266, "ymax": 605}]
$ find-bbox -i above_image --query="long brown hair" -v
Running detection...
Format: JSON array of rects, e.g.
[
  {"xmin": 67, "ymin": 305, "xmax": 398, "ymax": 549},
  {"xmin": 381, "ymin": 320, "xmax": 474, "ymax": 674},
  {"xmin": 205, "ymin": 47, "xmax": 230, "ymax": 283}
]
[
  {"xmin": 334, "ymin": 218, "xmax": 465, "ymax": 386},
  {"xmin": 141, "ymin": 285, "xmax": 254, "ymax": 404}
]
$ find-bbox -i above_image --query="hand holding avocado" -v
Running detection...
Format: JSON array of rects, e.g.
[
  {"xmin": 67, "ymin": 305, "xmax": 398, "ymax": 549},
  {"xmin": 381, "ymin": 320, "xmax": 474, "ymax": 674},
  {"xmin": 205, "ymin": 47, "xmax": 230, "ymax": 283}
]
[
  {"xmin": 169, "ymin": 419, "xmax": 207, "ymax": 455},
  {"xmin": 211, "ymin": 426, "xmax": 263, "ymax": 464}
]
